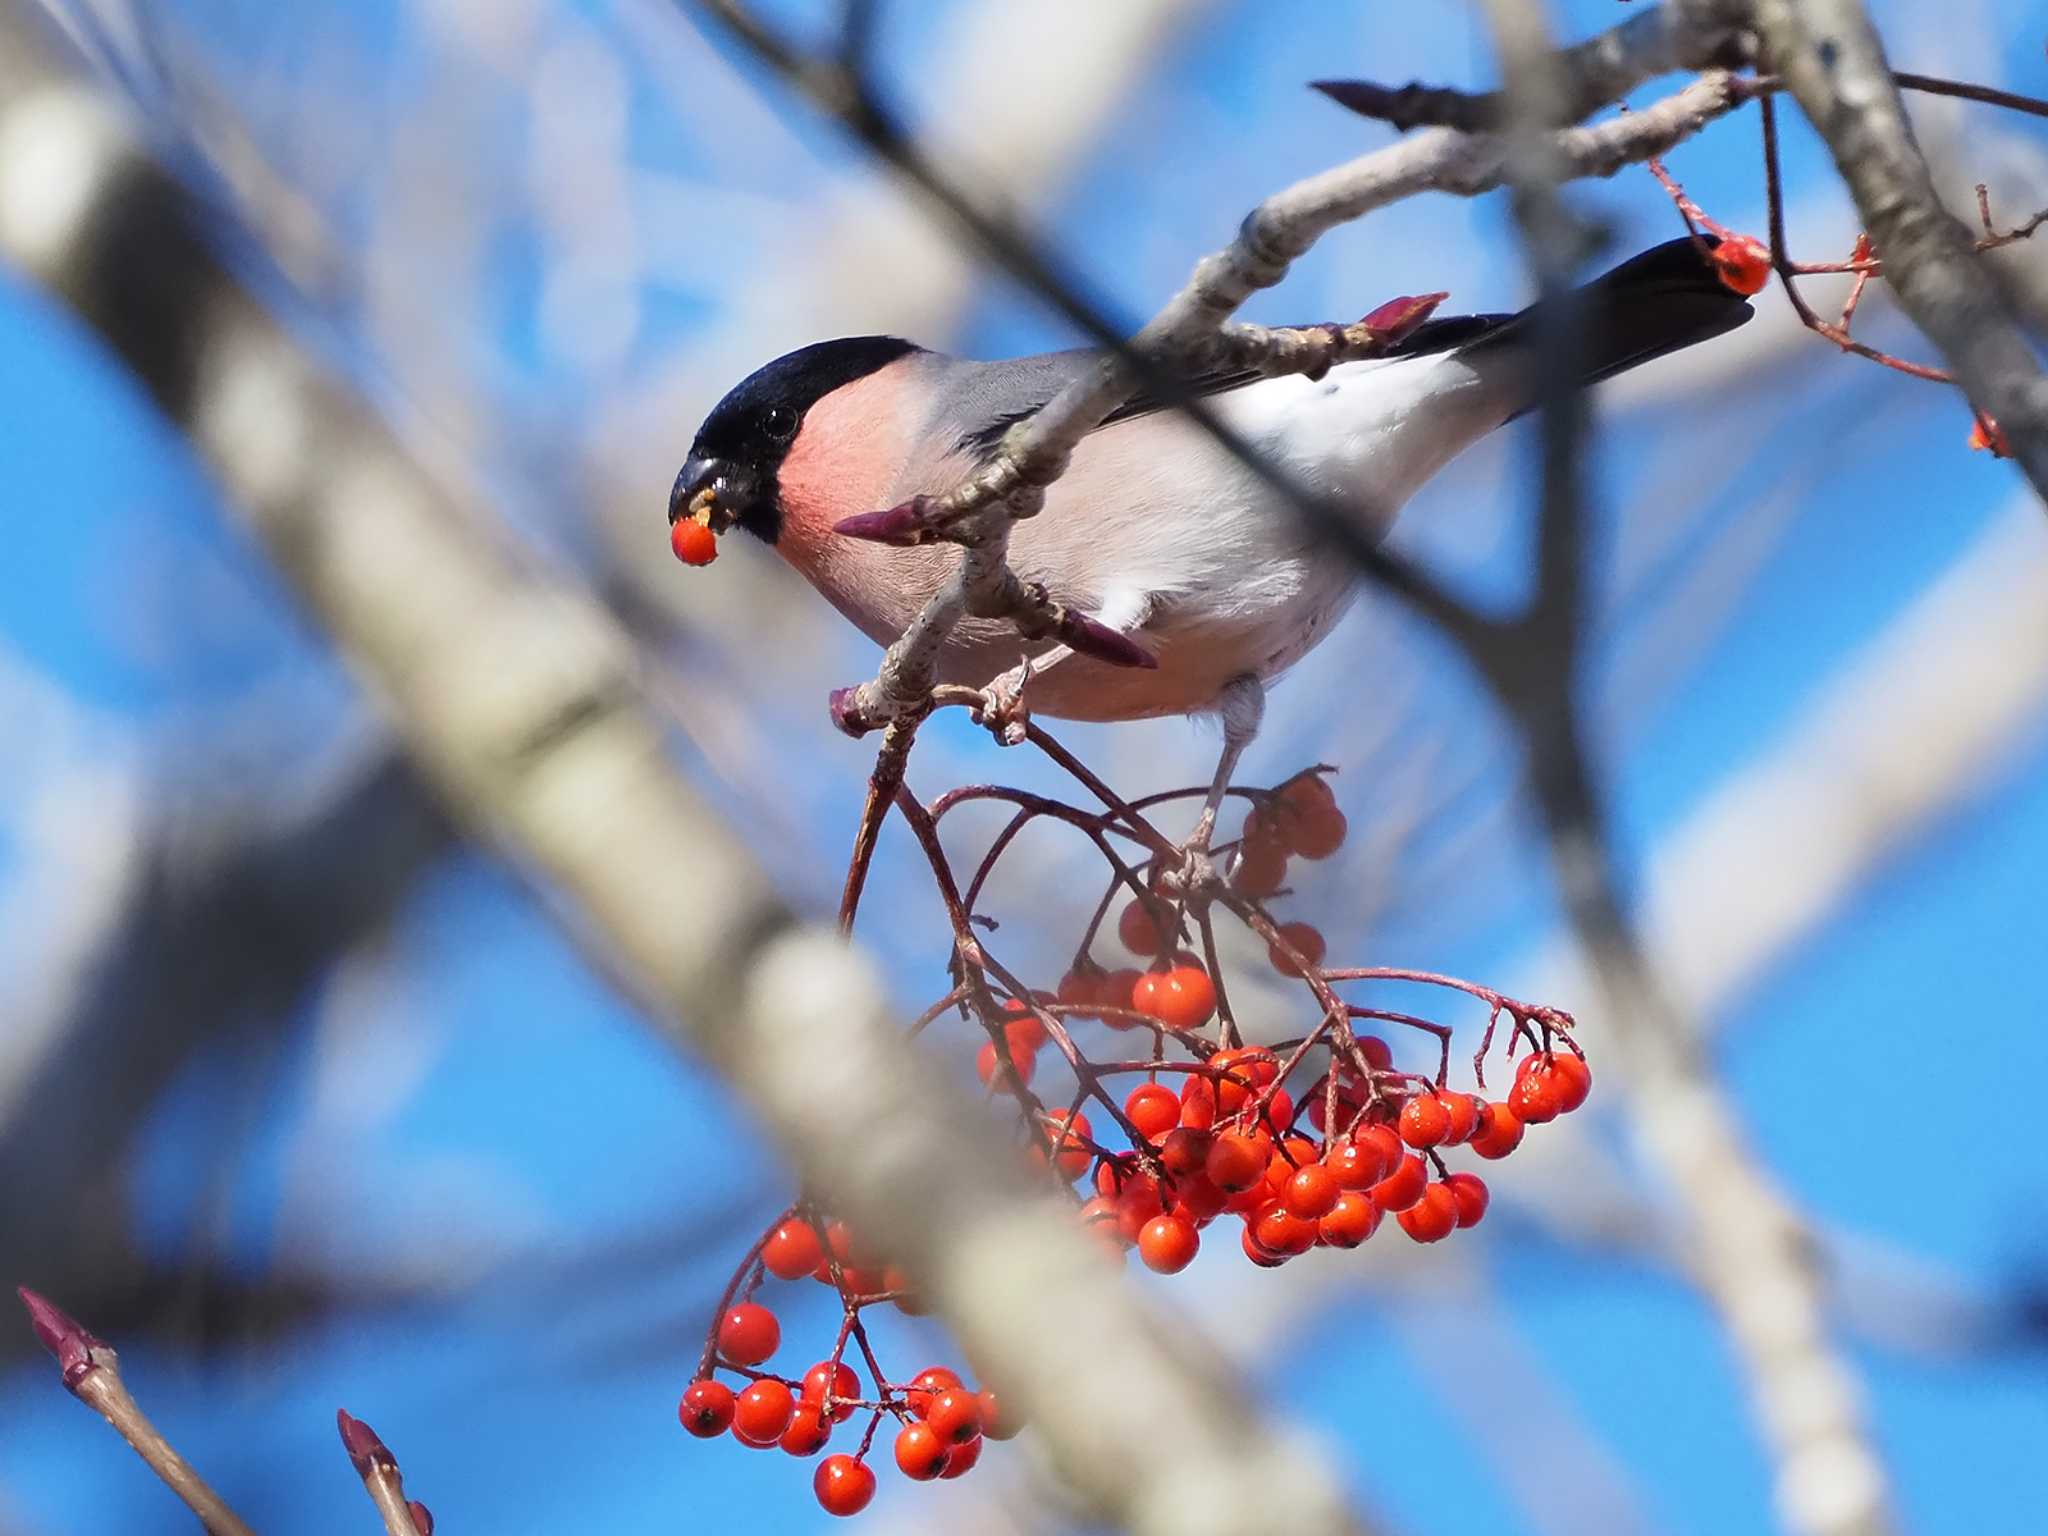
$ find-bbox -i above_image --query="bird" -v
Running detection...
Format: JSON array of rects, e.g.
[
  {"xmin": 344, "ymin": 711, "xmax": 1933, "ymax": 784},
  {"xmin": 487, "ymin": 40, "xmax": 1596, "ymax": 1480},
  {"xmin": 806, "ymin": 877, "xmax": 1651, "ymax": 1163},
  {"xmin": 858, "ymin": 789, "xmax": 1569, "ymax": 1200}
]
[{"xmin": 669, "ymin": 236, "xmax": 1753, "ymax": 813}]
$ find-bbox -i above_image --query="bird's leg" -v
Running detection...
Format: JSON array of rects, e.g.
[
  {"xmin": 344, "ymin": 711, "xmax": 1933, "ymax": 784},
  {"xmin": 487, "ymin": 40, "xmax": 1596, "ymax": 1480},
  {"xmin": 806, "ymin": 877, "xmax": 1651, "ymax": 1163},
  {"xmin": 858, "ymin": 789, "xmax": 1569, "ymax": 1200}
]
[
  {"xmin": 973, "ymin": 588, "xmax": 1152, "ymax": 748},
  {"xmin": 1172, "ymin": 675, "xmax": 1265, "ymax": 893}
]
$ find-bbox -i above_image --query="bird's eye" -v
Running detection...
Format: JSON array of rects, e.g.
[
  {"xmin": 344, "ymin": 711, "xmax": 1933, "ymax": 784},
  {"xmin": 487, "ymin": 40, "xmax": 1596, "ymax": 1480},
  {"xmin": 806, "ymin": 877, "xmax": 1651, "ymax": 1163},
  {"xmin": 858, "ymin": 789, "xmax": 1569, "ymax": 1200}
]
[{"xmin": 762, "ymin": 405, "xmax": 799, "ymax": 441}]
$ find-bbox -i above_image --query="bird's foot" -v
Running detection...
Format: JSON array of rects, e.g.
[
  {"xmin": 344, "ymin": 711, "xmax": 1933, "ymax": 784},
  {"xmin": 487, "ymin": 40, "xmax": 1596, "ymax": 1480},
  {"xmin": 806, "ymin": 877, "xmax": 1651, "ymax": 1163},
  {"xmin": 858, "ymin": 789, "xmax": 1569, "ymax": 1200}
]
[
  {"xmin": 1154, "ymin": 832, "xmax": 1226, "ymax": 908},
  {"xmin": 972, "ymin": 663, "xmax": 1032, "ymax": 747}
]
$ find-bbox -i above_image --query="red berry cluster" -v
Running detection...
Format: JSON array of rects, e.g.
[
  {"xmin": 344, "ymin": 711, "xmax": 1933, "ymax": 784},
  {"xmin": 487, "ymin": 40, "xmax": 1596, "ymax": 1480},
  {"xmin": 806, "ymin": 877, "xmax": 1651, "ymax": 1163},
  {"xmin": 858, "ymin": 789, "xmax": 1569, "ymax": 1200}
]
[
  {"xmin": 1078, "ymin": 1040, "xmax": 1587, "ymax": 1268},
  {"xmin": 683, "ymin": 759, "xmax": 1582, "ymax": 1512},
  {"xmin": 679, "ymin": 1214, "xmax": 1023, "ymax": 1516}
]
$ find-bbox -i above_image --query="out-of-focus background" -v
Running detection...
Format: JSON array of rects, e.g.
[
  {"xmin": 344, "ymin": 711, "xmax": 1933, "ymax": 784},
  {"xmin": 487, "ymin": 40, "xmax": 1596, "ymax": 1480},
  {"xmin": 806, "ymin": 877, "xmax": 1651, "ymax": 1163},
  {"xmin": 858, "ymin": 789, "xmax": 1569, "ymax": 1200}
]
[{"xmin": 2, "ymin": 0, "xmax": 2045, "ymax": 1531}]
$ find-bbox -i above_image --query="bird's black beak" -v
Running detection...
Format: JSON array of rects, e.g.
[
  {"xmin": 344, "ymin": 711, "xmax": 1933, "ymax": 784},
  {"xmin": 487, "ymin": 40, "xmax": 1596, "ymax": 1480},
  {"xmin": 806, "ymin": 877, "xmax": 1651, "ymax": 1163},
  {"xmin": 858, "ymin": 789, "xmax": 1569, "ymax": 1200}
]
[{"xmin": 669, "ymin": 455, "xmax": 753, "ymax": 535}]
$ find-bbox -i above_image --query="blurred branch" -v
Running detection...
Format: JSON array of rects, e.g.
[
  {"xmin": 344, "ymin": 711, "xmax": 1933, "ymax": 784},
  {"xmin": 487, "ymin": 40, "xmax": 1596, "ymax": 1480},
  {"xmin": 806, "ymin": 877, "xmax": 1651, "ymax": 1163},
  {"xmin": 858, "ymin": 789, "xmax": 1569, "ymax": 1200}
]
[
  {"xmin": 16, "ymin": 1287, "xmax": 257, "ymax": 1536},
  {"xmin": 0, "ymin": 8, "xmax": 1363, "ymax": 1531},
  {"xmin": 0, "ymin": 743, "xmax": 452, "ymax": 1355},
  {"xmin": 1471, "ymin": 11, "xmax": 1895, "ymax": 1536},
  {"xmin": 1752, "ymin": 0, "xmax": 2048, "ymax": 497}
]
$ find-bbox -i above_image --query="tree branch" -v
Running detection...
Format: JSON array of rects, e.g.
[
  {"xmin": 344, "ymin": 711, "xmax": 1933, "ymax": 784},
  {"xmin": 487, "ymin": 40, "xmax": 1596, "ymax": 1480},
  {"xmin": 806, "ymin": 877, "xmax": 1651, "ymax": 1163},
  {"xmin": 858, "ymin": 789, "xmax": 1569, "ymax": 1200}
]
[{"xmin": 1750, "ymin": 0, "xmax": 2048, "ymax": 499}]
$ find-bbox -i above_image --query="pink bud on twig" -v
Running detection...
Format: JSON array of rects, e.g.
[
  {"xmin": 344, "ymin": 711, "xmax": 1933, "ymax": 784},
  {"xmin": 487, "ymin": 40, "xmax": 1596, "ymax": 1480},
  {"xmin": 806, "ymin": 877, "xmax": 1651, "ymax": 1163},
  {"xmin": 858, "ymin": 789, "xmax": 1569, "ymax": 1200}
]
[
  {"xmin": 407, "ymin": 1500, "xmax": 434, "ymax": 1534},
  {"xmin": 336, "ymin": 1408, "xmax": 396, "ymax": 1475},
  {"xmin": 828, "ymin": 686, "xmax": 877, "ymax": 737},
  {"xmin": 834, "ymin": 497, "xmax": 938, "ymax": 546},
  {"xmin": 17, "ymin": 1286, "xmax": 104, "ymax": 1391},
  {"xmin": 1056, "ymin": 610, "xmax": 1157, "ymax": 670},
  {"xmin": 1360, "ymin": 292, "xmax": 1449, "ymax": 343}
]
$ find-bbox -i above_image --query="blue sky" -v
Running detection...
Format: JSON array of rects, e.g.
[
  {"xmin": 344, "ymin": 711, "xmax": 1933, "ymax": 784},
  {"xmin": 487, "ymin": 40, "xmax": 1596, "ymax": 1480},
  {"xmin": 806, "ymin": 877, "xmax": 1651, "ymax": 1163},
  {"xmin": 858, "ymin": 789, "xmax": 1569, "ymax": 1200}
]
[{"xmin": 2, "ymin": 2, "xmax": 2044, "ymax": 1532}]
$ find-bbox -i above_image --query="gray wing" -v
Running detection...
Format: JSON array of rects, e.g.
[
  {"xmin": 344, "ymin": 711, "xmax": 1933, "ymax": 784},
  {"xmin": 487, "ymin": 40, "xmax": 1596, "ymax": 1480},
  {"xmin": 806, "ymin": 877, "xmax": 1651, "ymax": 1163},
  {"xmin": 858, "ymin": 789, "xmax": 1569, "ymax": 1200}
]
[{"xmin": 931, "ymin": 316, "xmax": 1510, "ymax": 457}]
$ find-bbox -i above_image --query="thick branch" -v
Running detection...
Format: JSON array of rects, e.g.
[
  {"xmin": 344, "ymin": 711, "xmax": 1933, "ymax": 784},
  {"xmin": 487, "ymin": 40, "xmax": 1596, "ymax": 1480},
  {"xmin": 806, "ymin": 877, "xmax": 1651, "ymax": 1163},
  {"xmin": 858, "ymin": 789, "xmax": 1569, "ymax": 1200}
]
[{"xmin": 1751, "ymin": 0, "xmax": 2048, "ymax": 498}]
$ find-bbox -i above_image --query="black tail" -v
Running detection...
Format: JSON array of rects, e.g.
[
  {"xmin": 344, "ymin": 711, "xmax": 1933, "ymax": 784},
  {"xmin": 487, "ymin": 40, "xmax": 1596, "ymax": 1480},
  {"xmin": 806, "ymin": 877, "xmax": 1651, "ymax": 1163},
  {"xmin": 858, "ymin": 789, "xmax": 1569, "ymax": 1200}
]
[{"xmin": 1397, "ymin": 236, "xmax": 1756, "ymax": 389}]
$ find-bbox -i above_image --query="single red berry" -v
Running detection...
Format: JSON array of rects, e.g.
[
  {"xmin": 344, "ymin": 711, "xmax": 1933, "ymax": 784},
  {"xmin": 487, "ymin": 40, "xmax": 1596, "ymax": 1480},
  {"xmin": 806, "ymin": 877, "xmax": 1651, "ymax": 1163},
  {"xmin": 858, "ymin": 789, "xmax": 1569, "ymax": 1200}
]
[
  {"xmin": 761, "ymin": 1219, "xmax": 823, "ymax": 1281},
  {"xmin": 1510, "ymin": 1067, "xmax": 1566, "ymax": 1124},
  {"xmin": 977, "ymin": 1038, "xmax": 1037, "ymax": 1090},
  {"xmin": 1546, "ymin": 1051, "xmax": 1592, "ymax": 1112},
  {"xmin": 1172, "ymin": 1172, "xmax": 1230, "ymax": 1221},
  {"xmin": 939, "ymin": 1434, "xmax": 983, "ymax": 1479},
  {"xmin": 1355, "ymin": 1035, "xmax": 1394, "ymax": 1072},
  {"xmin": 1138, "ymin": 1214, "xmax": 1200, "ymax": 1274},
  {"xmin": 1098, "ymin": 968, "xmax": 1144, "ymax": 1028},
  {"xmin": 1251, "ymin": 1086, "xmax": 1295, "ymax": 1138},
  {"xmin": 716, "ymin": 1302, "xmax": 779, "ymax": 1366},
  {"xmin": 732, "ymin": 1378, "xmax": 796, "ymax": 1446},
  {"xmin": 1159, "ymin": 1125, "xmax": 1213, "ymax": 1179},
  {"xmin": 1443, "ymin": 1171, "xmax": 1489, "ymax": 1228},
  {"xmin": 1282, "ymin": 1163, "xmax": 1340, "ymax": 1221},
  {"xmin": 801, "ymin": 1361, "xmax": 860, "ymax": 1423},
  {"xmin": 1208, "ymin": 1047, "xmax": 1277, "ymax": 1115},
  {"xmin": 1250, "ymin": 1199, "xmax": 1317, "ymax": 1257},
  {"xmin": 1118, "ymin": 898, "xmax": 1166, "ymax": 955},
  {"xmin": 1278, "ymin": 773, "xmax": 1338, "ymax": 815},
  {"xmin": 1242, "ymin": 1227, "xmax": 1289, "ymax": 1267},
  {"xmin": 1267, "ymin": 921, "xmax": 1327, "ymax": 977},
  {"xmin": 894, "ymin": 1420, "xmax": 950, "ymax": 1480},
  {"xmin": 1371, "ymin": 1153, "xmax": 1429, "ymax": 1213},
  {"xmin": 1231, "ymin": 840, "xmax": 1289, "ymax": 897},
  {"xmin": 1286, "ymin": 802, "xmax": 1348, "ymax": 859},
  {"xmin": 1318, "ymin": 1190, "xmax": 1381, "ymax": 1248},
  {"xmin": 1713, "ymin": 233, "xmax": 1772, "ymax": 296},
  {"xmin": 838, "ymin": 1266, "xmax": 888, "ymax": 1298},
  {"xmin": 1114, "ymin": 1192, "xmax": 1160, "ymax": 1248},
  {"xmin": 999, "ymin": 998, "xmax": 1047, "ymax": 1056},
  {"xmin": 1398, "ymin": 1093, "xmax": 1451, "ymax": 1149},
  {"xmin": 1035, "ymin": 1111, "xmax": 1094, "ymax": 1182},
  {"xmin": 876, "ymin": 1269, "xmax": 925, "ymax": 1318},
  {"xmin": 1267, "ymin": 1133, "xmax": 1319, "ymax": 1175},
  {"xmin": 1438, "ymin": 1091, "xmax": 1481, "ymax": 1145},
  {"xmin": 978, "ymin": 1387, "xmax": 1022, "ymax": 1441},
  {"xmin": 813, "ymin": 1454, "xmax": 876, "ymax": 1516},
  {"xmin": 1055, "ymin": 966, "xmax": 1103, "ymax": 1022},
  {"xmin": 1125, "ymin": 1082, "xmax": 1181, "ymax": 1142},
  {"xmin": 679, "ymin": 1379, "xmax": 735, "ymax": 1438},
  {"xmin": 1133, "ymin": 963, "xmax": 1216, "ymax": 1031},
  {"xmin": 1204, "ymin": 1132, "xmax": 1267, "ymax": 1194},
  {"xmin": 1178, "ymin": 1073, "xmax": 1217, "ymax": 1129},
  {"xmin": 779, "ymin": 1401, "xmax": 831, "ymax": 1457},
  {"xmin": 824, "ymin": 1221, "xmax": 860, "ymax": 1267},
  {"xmin": 1079, "ymin": 1195, "xmax": 1126, "ymax": 1251},
  {"xmin": 1242, "ymin": 803, "xmax": 1290, "ymax": 855},
  {"xmin": 904, "ymin": 1366, "xmax": 961, "ymax": 1419},
  {"xmin": 1468, "ymin": 1100, "xmax": 1525, "ymax": 1160},
  {"xmin": 1324, "ymin": 1135, "xmax": 1390, "ymax": 1190},
  {"xmin": 670, "ymin": 518, "xmax": 718, "ymax": 567},
  {"xmin": 1397, "ymin": 1183, "xmax": 1459, "ymax": 1243},
  {"xmin": 1305, "ymin": 1083, "xmax": 1364, "ymax": 1137},
  {"xmin": 1356, "ymin": 1122, "xmax": 1404, "ymax": 1175},
  {"xmin": 925, "ymin": 1387, "xmax": 983, "ymax": 1446}
]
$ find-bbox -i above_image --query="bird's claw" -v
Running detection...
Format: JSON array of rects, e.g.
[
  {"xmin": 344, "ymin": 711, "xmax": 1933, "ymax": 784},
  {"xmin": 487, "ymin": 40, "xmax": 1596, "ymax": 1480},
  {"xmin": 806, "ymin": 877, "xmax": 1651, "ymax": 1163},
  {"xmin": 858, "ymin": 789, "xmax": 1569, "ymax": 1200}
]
[{"xmin": 973, "ymin": 668, "xmax": 1031, "ymax": 747}]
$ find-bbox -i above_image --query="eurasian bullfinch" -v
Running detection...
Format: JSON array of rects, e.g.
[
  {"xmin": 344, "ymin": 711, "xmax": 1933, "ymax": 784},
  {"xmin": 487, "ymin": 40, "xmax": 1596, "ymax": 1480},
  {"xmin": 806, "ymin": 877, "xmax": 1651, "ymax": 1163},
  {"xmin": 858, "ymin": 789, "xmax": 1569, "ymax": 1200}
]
[{"xmin": 670, "ymin": 237, "xmax": 1752, "ymax": 737}]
